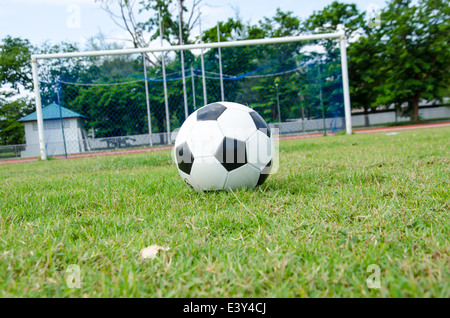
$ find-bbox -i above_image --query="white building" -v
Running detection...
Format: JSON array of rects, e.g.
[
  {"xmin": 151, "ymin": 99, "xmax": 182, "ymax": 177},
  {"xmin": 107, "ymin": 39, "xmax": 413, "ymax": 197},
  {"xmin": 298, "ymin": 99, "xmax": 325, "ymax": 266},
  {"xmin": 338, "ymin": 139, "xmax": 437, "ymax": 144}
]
[{"xmin": 19, "ymin": 103, "xmax": 89, "ymax": 158}]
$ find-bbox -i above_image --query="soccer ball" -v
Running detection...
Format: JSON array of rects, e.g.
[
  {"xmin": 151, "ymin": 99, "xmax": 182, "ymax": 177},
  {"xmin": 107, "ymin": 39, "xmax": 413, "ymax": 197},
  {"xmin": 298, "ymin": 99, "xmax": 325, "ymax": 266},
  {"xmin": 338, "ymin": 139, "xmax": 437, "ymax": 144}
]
[{"xmin": 173, "ymin": 101, "xmax": 275, "ymax": 192}]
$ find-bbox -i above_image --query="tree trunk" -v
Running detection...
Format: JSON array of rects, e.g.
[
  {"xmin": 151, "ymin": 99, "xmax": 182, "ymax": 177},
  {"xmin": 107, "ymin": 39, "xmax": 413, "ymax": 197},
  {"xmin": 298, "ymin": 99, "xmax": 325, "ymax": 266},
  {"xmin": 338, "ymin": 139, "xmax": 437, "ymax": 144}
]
[
  {"xmin": 412, "ymin": 92, "xmax": 421, "ymax": 123},
  {"xmin": 301, "ymin": 107, "xmax": 305, "ymax": 134},
  {"xmin": 272, "ymin": 105, "xmax": 277, "ymax": 122},
  {"xmin": 364, "ymin": 105, "xmax": 370, "ymax": 127}
]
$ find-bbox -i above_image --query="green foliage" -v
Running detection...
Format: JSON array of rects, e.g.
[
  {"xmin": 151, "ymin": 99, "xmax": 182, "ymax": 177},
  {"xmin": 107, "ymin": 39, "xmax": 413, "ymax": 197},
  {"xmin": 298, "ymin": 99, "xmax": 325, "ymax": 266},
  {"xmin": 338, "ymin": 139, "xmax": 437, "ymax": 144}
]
[
  {"xmin": 202, "ymin": 18, "xmax": 245, "ymax": 42},
  {"xmin": 130, "ymin": 0, "xmax": 196, "ymax": 45},
  {"xmin": 348, "ymin": 35, "xmax": 383, "ymax": 112},
  {"xmin": 305, "ymin": 0, "xmax": 449, "ymax": 124},
  {"xmin": 375, "ymin": 0, "xmax": 450, "ymax": 121},
  {"xmin": 0, "ymin": 36, "xmax": 35, "ymax": 146},
  {"xmin": 37, "ymin": 41, "xmax": 82, "ymax": 105},
  {"xmin": 0, "ymin": 36, "xmax": 33, "ymax": 90},
  {"xmin": 259, "ymin": 8, "xmax": 301, "ymax": 38},
  {"xmin": 200, "ymin": 10, "xmax": 342, "ymax": 124},
  {"xmin": 0, "ymin": 91, "xmax": 34, "ymax": 145},
  {"xmin": 202, "ymin": 9, "xmax": 301, "ymax": 42},
  {"xmin": 305, "ymin": 1, "xmax": 365, "ymax": 36},
  {"xmin": 66, "ymin": 82, "xmax": 147, "ymax": 138}
]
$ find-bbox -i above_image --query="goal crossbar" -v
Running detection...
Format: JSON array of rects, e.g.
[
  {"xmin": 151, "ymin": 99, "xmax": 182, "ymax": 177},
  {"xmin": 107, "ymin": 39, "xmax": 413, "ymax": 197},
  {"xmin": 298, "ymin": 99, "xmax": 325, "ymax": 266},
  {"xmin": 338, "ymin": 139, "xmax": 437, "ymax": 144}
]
[{"xmin": 32, "ymin": 32, "xmax": 344, "ymax": 60}]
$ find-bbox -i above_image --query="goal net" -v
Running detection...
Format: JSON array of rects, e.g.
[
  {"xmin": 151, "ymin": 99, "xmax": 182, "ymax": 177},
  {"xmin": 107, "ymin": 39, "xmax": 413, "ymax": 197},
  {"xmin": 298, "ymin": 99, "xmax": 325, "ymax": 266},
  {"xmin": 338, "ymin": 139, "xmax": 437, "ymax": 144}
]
[{"xmin": 28, "ymin": 32, "xmax": 351, "ymax": 159}]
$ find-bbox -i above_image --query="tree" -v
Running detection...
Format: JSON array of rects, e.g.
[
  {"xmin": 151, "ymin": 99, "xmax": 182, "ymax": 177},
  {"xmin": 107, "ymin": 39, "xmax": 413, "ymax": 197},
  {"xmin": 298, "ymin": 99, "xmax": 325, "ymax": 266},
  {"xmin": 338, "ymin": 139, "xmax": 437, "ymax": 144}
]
[
  {"xmin": 303, "ymin": 1, "xmax": 383, "ymax": 126},
  {"xmin": 67, "ymin": 81, "xmax": 147, "ymax": 138},
  {"xmin": 305, "ymin": 1, "xmax": 365, "ymax": 41},
  {"xmin": 201, "ymin": 10, "xmax": 305, "ymax": 122},
  {"xmin": 36, "ymin": 41, "xmax": 82, "ymax": 105},
  {"xmin": 97, "ymin": 0, "xmax": 202, "ymax": 66},
  {"xmin": 258, "ymin": 8, "xmax": 302, "ymax": 38},
  {"xmin": 348, "ymin": 35, "xmax": 384, "ymax": 126},
  {"xmin": 137, "ymin": 0, "xmax": 201, "ymax": 45},
  {"xmin": 202, "ymin": 17, "xmax": 245, "ymax": 42},
  {"xmin": 0, "ymin": 90, "xmax": 34, "ymax": 145},
  {"xmin": 376, "ymin": 0, "xmax": 450, "ymax": 122},
  {"xmin": 0, "ymin": 36, "xmax": 33, "ymax": 90},
  {"xmin": 0, "ymin": 36, "xmax": 35, "ymax": 145}
]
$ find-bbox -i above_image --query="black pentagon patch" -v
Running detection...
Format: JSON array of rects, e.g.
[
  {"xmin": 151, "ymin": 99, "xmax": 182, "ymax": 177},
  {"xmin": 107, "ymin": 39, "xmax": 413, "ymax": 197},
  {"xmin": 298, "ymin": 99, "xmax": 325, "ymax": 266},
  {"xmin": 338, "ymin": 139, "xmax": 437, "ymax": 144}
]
[
  {"xmin": 175, "ymin": 142, "xmax": 194, "ymax": 174},
  {"xmin": 215, "ymin": 137, "xmax": 247, "ymax": 171},
  {"xmin": 257, "ymin": 160, "xmax": 272, "ymax": 186},
  {"xmin": 197, "ymin": 103, "xmax": 227, "ymax": 121},
  {"xmin": 250, "ymin": 111, "xmax": 271, "ymax": 137}
]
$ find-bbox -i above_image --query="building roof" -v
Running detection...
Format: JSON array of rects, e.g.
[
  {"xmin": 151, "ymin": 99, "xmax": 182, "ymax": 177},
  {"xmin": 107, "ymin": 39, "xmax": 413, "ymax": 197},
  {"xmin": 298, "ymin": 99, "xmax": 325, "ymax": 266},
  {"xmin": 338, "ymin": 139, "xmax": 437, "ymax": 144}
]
[{"xmin": 18, "ymin": 103, "xmax": 85, "ymax": 122}]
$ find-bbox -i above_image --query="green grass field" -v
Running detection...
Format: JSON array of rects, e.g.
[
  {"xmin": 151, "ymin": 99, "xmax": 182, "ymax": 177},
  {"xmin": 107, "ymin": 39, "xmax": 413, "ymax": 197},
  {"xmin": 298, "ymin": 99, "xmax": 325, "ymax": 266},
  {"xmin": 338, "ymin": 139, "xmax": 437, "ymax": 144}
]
[{"xmin": 0, "ymin": 127, "xmax": 448, "ymax": 298}]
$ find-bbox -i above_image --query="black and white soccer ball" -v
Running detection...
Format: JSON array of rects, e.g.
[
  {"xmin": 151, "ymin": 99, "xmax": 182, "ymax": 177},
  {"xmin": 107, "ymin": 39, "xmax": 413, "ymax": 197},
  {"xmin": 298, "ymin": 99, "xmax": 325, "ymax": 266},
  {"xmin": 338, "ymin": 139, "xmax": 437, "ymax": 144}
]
[{"xmin": 173, "ymin": 101, "xmax": 274, "ymax": 192}]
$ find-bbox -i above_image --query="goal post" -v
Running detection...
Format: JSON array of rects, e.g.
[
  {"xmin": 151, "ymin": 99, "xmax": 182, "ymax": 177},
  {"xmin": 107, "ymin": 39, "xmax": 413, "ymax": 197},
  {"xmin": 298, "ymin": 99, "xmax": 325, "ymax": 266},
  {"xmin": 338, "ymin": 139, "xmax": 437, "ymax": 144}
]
[{"xmin": 30, "ymin": 31, "xmax": 352, "ymax": 160}]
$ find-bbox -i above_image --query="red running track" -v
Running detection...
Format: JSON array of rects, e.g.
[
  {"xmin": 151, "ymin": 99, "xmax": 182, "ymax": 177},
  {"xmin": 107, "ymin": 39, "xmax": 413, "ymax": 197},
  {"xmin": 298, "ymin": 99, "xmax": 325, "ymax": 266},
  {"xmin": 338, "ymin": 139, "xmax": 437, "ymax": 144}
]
[
  {"xmin": 2, "ymin": 122, "xmax": 449, "ymax": 165},
  {"xmin": 278, "ymin": 121, "xmax": 450, "ymax": 141}
]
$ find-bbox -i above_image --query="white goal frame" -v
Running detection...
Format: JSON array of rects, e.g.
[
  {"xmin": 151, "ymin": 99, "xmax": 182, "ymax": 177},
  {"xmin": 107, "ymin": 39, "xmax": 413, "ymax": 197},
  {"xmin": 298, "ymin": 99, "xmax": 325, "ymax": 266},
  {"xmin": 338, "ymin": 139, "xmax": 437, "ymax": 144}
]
[{"xmin": 31, "ymin": 31, "xmax": 352, "ymax": 160}]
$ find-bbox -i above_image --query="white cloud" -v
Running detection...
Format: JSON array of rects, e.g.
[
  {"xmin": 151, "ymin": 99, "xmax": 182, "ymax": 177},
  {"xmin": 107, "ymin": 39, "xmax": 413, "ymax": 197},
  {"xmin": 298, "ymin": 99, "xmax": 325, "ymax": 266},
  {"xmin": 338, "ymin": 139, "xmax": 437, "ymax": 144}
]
[
  {"xmin": 300, "ymin": 44, "xmax": 326, "ymax": 55},
  {"xmin": 0, "ymin": 8, "xmax": 14, "ymax": 16},
  {"xmin": 200, "ymin": 4, "xmax": 235, "ymax": 28}
]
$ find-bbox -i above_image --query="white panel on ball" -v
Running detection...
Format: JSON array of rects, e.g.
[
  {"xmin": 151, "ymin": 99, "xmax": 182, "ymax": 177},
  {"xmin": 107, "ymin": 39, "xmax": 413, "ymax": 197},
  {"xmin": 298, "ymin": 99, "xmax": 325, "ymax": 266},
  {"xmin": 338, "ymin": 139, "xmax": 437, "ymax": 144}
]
[
  {"xmin": 190, "ymin": 156, "xmax": 229, "ymax": 191},
  {"xmin": 174, "ymin": 113, "xmax": 198, "ymax": 148},
  {"xmin": 224, "ymin": 164, "xmax": 260, "ymax": 191},
  {"xmin": 246, "ymin": 130, "xmax": 274, "ymax": 171},
  {"xmin": 186, "ymin": 120, "xmax": 224, "ymax": 158},
  {"xmin": 177, "ymin": 169, "xmax": 199, "ymax": 191},
  {"xmin": 217, "ymin": 108, "xmax": 257, "ymax": 142}
]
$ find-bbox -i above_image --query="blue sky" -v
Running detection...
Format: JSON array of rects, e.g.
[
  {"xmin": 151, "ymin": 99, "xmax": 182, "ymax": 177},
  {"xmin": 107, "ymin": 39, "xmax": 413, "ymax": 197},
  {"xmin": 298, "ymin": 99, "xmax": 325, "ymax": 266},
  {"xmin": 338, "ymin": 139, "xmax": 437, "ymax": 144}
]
[{"xmin": 0, "ymin": 0, "xmax": 387, "ymax": 48}]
